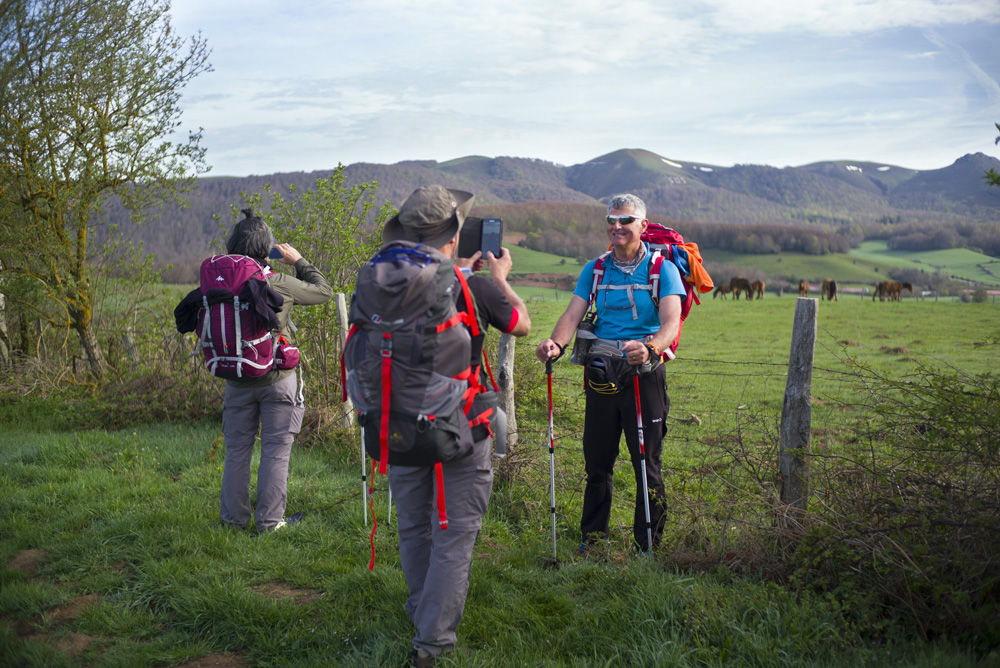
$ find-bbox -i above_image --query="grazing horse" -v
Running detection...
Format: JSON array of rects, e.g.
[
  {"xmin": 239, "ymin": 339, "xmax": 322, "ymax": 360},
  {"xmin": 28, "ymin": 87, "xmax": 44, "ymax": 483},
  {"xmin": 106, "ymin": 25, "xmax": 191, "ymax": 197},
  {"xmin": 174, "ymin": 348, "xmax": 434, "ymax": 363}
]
[
  {"xmin": 798, "ymin": 280, "xmax": 809, "ymax": 297},
  {"xmin": 873, "ymin": 281, "xmax": 888, "ymax": 301},
  {"xmin": 730, "ymin": 276, "xmax": 754, "ymax": 301},
  {"xmin": 751, "ymin": 280, "xmax": 765, "ymax": 299},
  {"xmin": 713, "ymin": 283, "xmax": 732, "ymax": 299},
  {"xmin": 821, "ymin": 278, "xmax": 838, "ymax": 301},
  {"xmin": 885, "ymin": 281, "xmax": 913, "ymax": 301}
]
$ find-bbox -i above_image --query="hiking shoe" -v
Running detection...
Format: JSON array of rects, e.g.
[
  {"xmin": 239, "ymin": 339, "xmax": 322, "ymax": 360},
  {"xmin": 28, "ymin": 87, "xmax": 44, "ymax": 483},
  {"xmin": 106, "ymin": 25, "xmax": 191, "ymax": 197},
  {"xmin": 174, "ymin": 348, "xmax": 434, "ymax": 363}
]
[
  {"xmin": 260, "ymin": 512, "xmax": 303, "ymax": 533},
  {"xmin": 579, "ymin": 540, "xmax": 609, "ymax": 557},
  {"xmin": 411, "ymin": 646, "xmax": 469, "ymax": 667},
  {"xmin": 412, "ymin": 648, "xmax": 436, "ymax": 668}
]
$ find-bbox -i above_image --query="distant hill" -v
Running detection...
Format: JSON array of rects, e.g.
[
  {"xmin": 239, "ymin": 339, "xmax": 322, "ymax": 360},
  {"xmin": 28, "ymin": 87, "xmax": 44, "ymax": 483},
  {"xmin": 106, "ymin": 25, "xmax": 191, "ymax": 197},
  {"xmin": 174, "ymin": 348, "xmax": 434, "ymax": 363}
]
[{"xmin": 106, "ymin": 148, "xmax": 1000, "ymax": 281}]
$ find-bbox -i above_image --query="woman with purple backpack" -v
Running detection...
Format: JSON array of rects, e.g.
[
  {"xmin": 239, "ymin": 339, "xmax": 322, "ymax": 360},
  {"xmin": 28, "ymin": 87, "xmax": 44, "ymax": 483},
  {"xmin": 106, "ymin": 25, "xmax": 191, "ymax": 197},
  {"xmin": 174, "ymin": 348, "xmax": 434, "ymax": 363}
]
[{"xmin": 207, "ymin": 209, "xmax": 332, "ymax": 533}]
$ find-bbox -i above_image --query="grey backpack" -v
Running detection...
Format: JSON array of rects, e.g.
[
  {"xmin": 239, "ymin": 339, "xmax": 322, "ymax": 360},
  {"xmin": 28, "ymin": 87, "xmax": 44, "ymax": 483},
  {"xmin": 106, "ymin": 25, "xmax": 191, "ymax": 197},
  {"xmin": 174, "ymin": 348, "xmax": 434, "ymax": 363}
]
[{"xmin": 343, "ymin": 241, "xmax": 477, "ymax": 474}]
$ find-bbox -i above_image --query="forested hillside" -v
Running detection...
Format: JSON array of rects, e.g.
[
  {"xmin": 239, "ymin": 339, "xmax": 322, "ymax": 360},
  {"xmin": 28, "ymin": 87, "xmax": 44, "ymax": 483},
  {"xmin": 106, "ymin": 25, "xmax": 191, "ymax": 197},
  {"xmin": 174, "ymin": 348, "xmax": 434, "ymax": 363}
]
[{"xmin": 101, "ymin": 148, "xmax": 1000, "ymax": 282}]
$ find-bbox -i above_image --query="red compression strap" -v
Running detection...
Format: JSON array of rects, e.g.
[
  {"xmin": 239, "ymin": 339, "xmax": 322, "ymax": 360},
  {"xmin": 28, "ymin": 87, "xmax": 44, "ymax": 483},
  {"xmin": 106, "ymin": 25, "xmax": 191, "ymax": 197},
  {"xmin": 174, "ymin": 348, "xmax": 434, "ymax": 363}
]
[
  {"xmin": 379, "ymin": 334, "xmax": 392, "ymax": 475},
  {"xmin": 453, "ymin": 267, "xmax": 480, "ymax": 337},
  {"xmin": 436, "ymin": 312, "xmax": 465, "ymax": 332},
  {"xmin": 368, "ymin": 458, "xmax": 378, "ymax": 570},
  {"xmin": 434, "ymin": 463, "xmax": 448, "ymax": 529},
  {"xmin": 481, "ymin": 353, "xmax": 498, "ymax": 392}
]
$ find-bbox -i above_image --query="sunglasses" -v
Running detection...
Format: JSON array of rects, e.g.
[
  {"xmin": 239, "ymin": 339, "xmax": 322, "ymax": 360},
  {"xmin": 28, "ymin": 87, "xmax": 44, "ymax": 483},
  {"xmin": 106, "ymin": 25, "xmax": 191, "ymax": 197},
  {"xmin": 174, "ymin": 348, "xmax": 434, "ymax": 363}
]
[{"xmin": 606, "ymin": 214, "xmax": 644, "ymax": 225}]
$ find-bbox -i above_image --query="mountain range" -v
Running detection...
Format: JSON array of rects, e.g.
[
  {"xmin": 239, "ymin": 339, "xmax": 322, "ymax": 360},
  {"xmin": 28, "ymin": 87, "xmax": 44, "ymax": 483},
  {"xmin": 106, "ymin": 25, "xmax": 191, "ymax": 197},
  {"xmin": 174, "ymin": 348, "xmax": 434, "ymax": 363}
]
[
  {"xmin": 200, "ymin": 148, "xmax": 1000, "ymax": 224},
  {"xmin": 109, "ymin": 148, "xmax": 1000, "ymax": 280}
]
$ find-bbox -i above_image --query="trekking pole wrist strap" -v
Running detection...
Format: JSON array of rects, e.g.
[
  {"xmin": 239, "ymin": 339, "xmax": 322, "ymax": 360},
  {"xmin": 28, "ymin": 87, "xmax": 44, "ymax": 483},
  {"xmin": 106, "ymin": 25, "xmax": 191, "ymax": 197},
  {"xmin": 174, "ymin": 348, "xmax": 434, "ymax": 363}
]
[{"xmin": 643, "ymin": 342, "xmax": 659, "ymax": 360}]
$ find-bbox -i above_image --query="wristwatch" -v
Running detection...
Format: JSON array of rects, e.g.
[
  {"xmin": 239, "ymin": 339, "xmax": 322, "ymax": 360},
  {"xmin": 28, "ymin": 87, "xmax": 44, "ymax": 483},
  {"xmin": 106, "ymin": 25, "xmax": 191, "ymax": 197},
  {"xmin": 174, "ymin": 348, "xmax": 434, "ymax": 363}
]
[{"xmin": 643, "ymin": 342, "xmax": 659, "ymax": 360}]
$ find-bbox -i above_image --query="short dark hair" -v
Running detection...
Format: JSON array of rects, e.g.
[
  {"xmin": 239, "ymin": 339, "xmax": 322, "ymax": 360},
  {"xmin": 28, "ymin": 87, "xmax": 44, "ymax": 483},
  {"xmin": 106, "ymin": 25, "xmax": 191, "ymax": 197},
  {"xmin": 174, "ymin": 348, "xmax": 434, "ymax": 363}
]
[{"xmin": 226, "ymin": 208, "xmax": 273, "ymax": 259}]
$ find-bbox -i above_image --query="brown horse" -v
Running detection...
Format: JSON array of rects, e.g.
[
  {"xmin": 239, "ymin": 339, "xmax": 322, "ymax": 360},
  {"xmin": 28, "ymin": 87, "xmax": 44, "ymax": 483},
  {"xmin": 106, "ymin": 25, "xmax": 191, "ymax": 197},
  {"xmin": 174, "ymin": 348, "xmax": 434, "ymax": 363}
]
[
  {"xmin": 798, "ymin": 280, "xmax": 809, "ymax": 297},
  {"xmin": 886, "ymin": 281, "xmax": 913, "ymax": 301},
  {"xmin": 751, "ymin": 280, "xmax": 765, "ymax": 299},
  {"xmin": 873, "ymin": 281, "xmax": 887, "ymax": 301},
  {"xmin": 730, "ymin": 276, "xmax": 754, "ymax": 301},
  {"xmin": 713, "ymin": 283, "xmax": 732, "ymax": 299},
  {"xmin": 821, "ymin": 278, "xmax": 838, "ymax": 301}
]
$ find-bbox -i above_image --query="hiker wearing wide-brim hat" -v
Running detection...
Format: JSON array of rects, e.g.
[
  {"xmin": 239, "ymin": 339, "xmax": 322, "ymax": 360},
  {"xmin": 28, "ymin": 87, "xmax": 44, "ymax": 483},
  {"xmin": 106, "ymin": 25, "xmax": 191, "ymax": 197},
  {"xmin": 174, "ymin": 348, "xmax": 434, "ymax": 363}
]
[
  {"xmin": 383, "ymin": 185, "xmax": 474, "ymax": 248},
  {"xmin": 360, "ymin": 184, "xmax": 530, "ymax": 667}
]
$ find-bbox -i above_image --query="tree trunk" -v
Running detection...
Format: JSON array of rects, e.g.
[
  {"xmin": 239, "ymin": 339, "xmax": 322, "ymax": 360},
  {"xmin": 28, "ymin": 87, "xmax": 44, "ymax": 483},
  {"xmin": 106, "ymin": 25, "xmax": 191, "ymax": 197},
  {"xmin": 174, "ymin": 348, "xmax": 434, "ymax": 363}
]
[{"xmin": 77, "ymin": 321, "xmax": 108, "ymax": 378}]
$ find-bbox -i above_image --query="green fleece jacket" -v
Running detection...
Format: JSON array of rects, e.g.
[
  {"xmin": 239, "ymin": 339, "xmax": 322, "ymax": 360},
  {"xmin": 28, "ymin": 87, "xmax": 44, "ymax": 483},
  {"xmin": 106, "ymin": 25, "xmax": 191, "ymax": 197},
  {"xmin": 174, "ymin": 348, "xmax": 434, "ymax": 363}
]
[{"xmin": 228, "ymin": 258, "xmax": 333, "ymax": 388}]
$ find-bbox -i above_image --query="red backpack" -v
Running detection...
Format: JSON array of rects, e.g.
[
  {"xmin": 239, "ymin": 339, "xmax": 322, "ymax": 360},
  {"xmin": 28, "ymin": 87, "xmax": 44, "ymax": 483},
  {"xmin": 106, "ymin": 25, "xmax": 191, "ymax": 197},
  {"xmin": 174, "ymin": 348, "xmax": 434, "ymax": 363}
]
[{"xmin": 588, "ymin": 223, "xmax": 713, "ymax": 360}]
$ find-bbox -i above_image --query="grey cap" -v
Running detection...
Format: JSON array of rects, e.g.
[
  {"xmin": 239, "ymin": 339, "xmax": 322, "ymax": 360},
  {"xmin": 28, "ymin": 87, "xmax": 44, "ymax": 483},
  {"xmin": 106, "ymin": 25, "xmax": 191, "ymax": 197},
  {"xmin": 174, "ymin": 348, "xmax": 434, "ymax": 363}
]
[{"xmin": 382, "ymin": 185, "xmax": 474, "ymax": 248}]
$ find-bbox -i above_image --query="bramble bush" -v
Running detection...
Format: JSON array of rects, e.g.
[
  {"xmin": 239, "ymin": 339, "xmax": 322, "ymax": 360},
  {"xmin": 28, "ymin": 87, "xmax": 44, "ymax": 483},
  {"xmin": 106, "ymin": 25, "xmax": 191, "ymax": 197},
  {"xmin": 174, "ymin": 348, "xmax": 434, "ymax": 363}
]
[{"xmin": 660, "ymin": 356, "xmax": 999, "ymax": 645}]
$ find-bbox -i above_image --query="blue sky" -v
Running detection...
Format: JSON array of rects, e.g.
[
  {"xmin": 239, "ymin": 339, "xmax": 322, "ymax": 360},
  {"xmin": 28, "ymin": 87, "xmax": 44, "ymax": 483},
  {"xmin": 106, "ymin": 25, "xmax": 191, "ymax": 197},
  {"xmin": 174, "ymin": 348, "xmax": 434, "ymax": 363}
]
[{"xmin": 168, "ymin": 0, "xmax": 1000, "ymax": 177}]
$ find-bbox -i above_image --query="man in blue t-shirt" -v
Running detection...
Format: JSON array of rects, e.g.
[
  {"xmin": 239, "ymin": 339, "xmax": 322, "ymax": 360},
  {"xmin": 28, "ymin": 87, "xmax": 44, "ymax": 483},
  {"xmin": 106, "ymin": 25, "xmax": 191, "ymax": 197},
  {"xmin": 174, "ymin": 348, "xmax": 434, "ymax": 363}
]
[{"xmin": 536, "ymin": 193, "xmax": 685, "ymax": 552}]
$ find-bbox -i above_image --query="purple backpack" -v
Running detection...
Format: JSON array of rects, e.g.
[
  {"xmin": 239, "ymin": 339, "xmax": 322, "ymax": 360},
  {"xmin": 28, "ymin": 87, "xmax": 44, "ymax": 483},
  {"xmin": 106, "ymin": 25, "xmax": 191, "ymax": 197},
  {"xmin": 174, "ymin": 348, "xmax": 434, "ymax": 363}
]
[{"xmin": 197, "ymin": 255, "xmax": 281, "ymax": 380}]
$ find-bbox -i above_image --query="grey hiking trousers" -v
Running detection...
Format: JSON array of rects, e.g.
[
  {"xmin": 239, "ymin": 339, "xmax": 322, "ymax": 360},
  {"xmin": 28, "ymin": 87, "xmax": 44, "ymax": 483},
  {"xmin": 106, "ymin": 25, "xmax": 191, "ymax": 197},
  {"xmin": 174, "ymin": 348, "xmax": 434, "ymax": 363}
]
[
  {"xmin": 220, "ymin": 372, "xmax": 304, "ymax": 531},
  {"xmin": 388, "ymin": 435, "xmax": 493, "ymax": 656}
]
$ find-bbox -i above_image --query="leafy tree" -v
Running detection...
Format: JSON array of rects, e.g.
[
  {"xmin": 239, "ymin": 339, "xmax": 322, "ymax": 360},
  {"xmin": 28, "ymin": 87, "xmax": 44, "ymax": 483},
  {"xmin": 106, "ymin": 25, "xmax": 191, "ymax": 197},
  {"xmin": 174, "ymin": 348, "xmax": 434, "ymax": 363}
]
[
  {"xmin": 0, "ymin": 0, "xmax": 210, "ymax": 377},
  {"xmin": 224, "ymin": 168, "xmax": 393, "ymax": 409}
]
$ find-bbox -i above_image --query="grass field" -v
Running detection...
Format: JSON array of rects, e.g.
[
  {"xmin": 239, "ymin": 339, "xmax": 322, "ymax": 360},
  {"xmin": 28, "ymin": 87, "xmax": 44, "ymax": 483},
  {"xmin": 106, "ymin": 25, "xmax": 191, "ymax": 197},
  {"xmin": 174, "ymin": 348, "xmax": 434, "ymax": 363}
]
[
  {"xmin": 2, "ymin": 294, "xmax": 998, "ymax": 667},
  {"xmin": 501, "ymin": 240, "xmax": 1000, "ymax": 290},
  {"xmin": 852, "ymin": 240, "xmax": 1000, "ymax": 287},
  {"xmin": 525, "ymin": 293, "xmax": 1000, "ymax": 540}
]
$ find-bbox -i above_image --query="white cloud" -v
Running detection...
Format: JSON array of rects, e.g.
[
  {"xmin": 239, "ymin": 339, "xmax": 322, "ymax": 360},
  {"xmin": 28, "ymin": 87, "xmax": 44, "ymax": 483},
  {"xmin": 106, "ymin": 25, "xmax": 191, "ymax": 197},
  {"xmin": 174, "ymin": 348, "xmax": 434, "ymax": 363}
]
[{"xmin": 168, "ymin": 0, "xmax": 1000, "ymax": 175}]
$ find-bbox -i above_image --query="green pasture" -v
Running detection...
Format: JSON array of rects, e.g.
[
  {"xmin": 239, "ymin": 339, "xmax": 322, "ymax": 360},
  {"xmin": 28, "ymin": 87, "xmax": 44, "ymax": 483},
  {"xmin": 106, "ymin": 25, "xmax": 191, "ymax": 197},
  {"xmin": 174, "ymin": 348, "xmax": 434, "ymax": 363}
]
[
  {"xmin": 3, "ymin": 291, "xmax": 998, "ymax": 667},
  {"xmin": 703, "ymin": 249, "xmax": 885, "ymax": 286},
  {"xmin": 506, "ymin": 244, "xmax": 579, "ymax": 275},
  {"xmin": 852, "ymin": 240, "xmax": 1000, "ymax": 287},
  {"xmin": 501, "ymin": 240, "xmax": 1000, "ymax": 291},
  {"xmin": 528, "ymin": 293, "xmax": 999, "ymax": 536}
]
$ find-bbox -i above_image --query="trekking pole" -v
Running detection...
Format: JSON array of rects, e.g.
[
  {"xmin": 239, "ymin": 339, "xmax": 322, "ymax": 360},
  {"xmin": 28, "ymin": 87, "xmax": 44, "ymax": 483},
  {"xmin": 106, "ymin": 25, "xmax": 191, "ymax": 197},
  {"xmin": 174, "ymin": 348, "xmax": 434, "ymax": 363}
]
[
  {"xmin": 361, "ymin": 427, "xmax": 368, "ymax": 527},
  {"xmin": 386, "ymin": 470, "xmax": 393, "ymax": 525},
  {"xmin": 633, "ymin": 375, "xmax": 653, "ymax": 553},
  {"xmin": 545, "ymin": 347, "xmax": 564, "ymax": 562}
]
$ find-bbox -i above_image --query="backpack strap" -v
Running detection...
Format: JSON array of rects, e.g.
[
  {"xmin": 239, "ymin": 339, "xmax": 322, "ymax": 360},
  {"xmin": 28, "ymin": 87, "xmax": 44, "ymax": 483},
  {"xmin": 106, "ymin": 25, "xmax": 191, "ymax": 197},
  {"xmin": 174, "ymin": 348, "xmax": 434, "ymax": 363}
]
[
  {"xmin": 589, "ymin": 251, "xmax": 612, "ymax": 308},
  {"xmin": 378, "ymin": 333, "xmax": 392, "ymax": 475},
  {"xmin": 648, "ymin": 247, "xmax": 666, "ymax": 308},
  {"xmin": 590, "ymin": 249, "xmax": 663, "ymax": 321},
  {"xmin": 435, "ymin": 463, "xmax": 448, "ymax": 529},
  {"xmin": 454, "ymin": 266, "xmax": 480, "ymax": 337}
]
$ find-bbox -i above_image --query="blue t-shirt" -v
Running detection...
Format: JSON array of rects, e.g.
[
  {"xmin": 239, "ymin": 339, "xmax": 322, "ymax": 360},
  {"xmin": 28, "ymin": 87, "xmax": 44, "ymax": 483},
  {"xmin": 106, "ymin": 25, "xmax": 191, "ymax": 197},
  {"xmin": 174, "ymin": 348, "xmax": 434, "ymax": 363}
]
[{"xmin": 573, "ymin": 243, "xmax": 686, "ymax": 341}]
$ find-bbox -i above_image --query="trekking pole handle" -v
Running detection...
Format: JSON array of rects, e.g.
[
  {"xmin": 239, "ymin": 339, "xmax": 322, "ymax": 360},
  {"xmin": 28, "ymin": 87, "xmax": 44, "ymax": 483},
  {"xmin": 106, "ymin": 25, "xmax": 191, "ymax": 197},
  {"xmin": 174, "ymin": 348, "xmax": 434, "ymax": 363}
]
[{"xmin": 545, "ymin": 343, "xmax": 565, "ymax": 375}]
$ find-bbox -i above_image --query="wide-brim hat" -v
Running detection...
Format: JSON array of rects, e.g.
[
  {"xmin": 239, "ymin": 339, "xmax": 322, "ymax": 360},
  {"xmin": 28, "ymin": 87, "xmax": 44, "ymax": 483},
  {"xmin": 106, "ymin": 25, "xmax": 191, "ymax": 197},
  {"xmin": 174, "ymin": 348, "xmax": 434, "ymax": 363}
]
[{"xmin": 382, "ymin": 185, "xmax": 474, "ymax": 248}]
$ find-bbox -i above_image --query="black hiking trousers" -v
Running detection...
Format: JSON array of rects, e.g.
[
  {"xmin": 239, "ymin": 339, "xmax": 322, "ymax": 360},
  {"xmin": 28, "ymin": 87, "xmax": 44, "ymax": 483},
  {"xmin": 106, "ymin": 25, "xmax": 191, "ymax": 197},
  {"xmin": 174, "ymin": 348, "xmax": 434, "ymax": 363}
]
[{"xmin": 580, "ymin": 364, "xmax": 669, "ymax": 551}]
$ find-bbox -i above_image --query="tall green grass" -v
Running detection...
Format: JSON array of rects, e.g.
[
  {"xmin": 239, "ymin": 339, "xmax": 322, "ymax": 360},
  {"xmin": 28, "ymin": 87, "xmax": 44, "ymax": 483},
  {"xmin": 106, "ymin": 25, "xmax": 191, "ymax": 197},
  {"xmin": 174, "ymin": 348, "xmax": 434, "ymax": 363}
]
[
  {"xmin": 2, "ymin": 419, "xmax": 993, "ymax": 667},
  {"xmin": 2, "ymin": 297, "xmax": 998, "ymax": 666}
]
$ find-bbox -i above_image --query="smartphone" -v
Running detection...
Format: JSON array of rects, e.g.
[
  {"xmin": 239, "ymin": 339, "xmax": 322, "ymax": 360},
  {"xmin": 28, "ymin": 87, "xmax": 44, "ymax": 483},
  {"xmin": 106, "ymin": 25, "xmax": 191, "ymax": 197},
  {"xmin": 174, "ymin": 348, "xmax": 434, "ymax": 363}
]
[
  {"xmin": 268, "ymin": 246, "xmax": 282, "ymax": 259},
  {"xmin": 457, "ymin": 217, "xmax": 482, "ymax": 259},
  {"xmin": 480, "ymin": 218, "xmax": 503, "ymax": 258}
]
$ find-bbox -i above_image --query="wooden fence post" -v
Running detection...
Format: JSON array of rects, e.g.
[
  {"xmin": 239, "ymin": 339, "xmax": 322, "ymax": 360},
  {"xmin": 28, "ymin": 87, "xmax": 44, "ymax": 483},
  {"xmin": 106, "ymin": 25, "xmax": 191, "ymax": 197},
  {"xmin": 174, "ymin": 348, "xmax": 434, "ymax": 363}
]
[
  {"xmin": 780, "ymin": 297, "xmax": 816, "ymax": 511},
  {"xmin": 496, "ymin": 332, "xmax": 517, "ymax": 449},
  {"xmin": 336, "ymin": 293, "xmax": 356, "ymax": 429}
]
